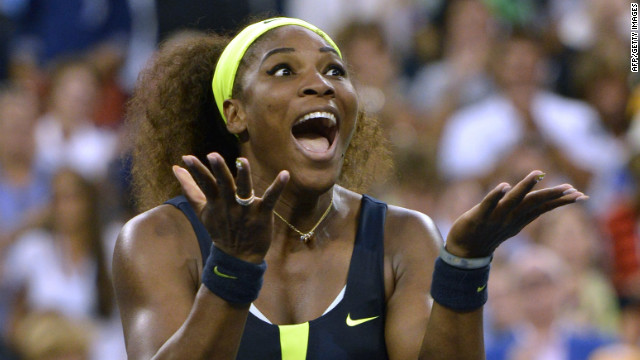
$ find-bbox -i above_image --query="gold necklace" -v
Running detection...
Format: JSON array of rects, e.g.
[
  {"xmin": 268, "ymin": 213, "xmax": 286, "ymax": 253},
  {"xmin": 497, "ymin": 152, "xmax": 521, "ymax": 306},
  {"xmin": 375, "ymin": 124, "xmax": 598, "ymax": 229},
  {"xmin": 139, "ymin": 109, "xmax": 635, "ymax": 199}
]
[{"xmin": 273, "ymin": 197, "xmax": 333, "ymax": 243}]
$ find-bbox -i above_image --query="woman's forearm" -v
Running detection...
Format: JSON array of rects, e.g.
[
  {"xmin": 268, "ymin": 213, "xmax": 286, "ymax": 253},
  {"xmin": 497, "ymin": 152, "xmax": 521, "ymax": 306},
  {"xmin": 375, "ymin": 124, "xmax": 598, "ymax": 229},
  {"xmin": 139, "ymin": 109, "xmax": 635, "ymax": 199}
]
[
  {"xmin": 148, "ymin": 287, "xmax": 251, "ymax": 360},
  {"xmin": 419, "ymin": 303, "xmax": 485, "ymax": 360}
]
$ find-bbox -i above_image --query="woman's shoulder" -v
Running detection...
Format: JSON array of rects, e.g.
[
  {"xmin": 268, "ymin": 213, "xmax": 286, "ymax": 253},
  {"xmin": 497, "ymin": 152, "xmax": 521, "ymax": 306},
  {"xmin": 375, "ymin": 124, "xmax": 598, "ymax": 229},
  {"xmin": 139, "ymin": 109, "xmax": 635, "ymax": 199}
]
[
  {"xmin": 121, "ymin": 204, "xmax": 185, "ymax": 237},
  {"xmin": 115, "ymin": 203, "xmax": 198, "ymax": 262},
  {"xmin": 384, "ymin": 203, "xmax": 442, "ymax": 254},
  {"xmin": 112, "ymin": 203, "xmax": 202, "ymax": 308}
]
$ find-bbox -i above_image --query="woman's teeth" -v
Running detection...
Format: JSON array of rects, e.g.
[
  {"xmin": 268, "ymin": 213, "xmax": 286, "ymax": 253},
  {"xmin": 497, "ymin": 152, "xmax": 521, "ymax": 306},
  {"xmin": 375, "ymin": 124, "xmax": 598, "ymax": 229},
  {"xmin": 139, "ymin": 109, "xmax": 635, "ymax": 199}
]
[{"xmin": 296, "ymin": 111, "xmax": 337, "ymax": 126}]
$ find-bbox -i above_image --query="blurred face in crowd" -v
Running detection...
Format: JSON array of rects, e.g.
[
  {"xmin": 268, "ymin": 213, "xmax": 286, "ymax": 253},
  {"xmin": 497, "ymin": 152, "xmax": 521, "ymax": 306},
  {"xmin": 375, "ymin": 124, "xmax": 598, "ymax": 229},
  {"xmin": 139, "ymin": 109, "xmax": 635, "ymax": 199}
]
[
  {"xmin": 517, "ymin": 270, "xmax": 560, "ymax": 322},
  {"xmin": 49, "ymin": 63, "xmax": 100, "ymax": 125},
  {"xmin": 510, "ymin": 249, "xmax": 569, "ymax": 328},
  {"xmin": 589, "ymin": 0, "xmax": 629, "ymax": 32},
  {"xmin": 538, "ymin": 206, "xmax": 599, "ymax": 271},
  {"xmin": 52, "ymin": 169, "xmax": 94, "ymax": 234},
  {"xmin": 494, "ymin": 38, "xmax": 543, "ymax": 90},
  {"xmin": 586, "ymin": 75, "xmax": 630, "ymax": 135},
  {"xmin": 0, "ymin": 90, "xmax": 39, "ymax": 162},
  {"xmin": 446, "ymin": 0, "xmax": 493, "ymax": 49},
  {"xmin": 342, "ymin": 29, "xmax": 394, "ymax": 90}
]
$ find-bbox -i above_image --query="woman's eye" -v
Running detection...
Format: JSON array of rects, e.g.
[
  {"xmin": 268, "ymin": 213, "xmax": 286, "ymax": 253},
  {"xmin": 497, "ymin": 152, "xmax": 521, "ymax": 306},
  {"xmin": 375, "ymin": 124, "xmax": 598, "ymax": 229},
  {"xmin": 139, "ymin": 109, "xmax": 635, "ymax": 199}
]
[
  {"xmin": 267, "ymin": 64, "xmax": 293, "ymax": 77},
  {"xmin": 325, "ymin": 65, "xmax": 346, "ymax": 77}
]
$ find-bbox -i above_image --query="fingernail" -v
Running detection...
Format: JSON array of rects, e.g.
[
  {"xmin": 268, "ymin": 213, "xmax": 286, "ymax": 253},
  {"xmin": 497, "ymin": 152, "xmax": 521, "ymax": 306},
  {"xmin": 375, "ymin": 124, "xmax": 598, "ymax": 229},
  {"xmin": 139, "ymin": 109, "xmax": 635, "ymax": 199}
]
[
  {"xmin": 182, "ymin": 156, "xmax": 193, "ymax": 166},
  {"xmin": 172, "ymin": 165, "xmax": 187, "ymax": 177},
  {"xmin": 562, "ymin": 188, "xmax": 577, "ymax": 195},
  {"xmin": 575, "ymin": 195, "xmax": 589, "ymax": 202},
  {"xmin": 502, "ymin": 185, "xmax": 511, "ymax": 193},
  {"xmin": 207, "ymin": 153, "xmax": 218, "ymax": 165},
  {"xmin": 535, "ymin": 173, "xmax": 546, "ymax": 182},
  {"xmin": 235, "ymin": 158, "xmax": 243, "ymax": 170}
]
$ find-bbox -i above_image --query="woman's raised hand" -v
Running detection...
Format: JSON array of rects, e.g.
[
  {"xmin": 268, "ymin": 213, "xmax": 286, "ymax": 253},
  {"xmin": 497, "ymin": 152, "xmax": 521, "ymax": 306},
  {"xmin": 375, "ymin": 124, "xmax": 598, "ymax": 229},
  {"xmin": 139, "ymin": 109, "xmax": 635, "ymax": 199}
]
[
  {"xmin": 172, "ymin": 153, "xmax": 289, "ymax": 263},
  {"xmin": 445, "ymin": 170, "xmax": 587, "ymax": 258}
]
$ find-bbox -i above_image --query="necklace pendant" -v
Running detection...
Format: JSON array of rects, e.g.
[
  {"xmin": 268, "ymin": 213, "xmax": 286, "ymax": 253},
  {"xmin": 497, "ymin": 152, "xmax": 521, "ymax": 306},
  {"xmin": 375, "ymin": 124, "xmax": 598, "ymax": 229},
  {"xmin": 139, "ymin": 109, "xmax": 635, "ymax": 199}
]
[{"xmin": 300, "ymin": 232, "xmax": 313, "ymax": 243}]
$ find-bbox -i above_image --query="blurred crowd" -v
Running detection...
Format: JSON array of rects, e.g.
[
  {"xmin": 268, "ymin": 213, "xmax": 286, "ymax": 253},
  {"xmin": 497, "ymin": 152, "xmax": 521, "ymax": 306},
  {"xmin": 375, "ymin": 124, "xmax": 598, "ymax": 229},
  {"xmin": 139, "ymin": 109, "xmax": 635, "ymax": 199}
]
[{"xmin": 0, "ymin": 0, "xmax": 638, "ymax": 359}]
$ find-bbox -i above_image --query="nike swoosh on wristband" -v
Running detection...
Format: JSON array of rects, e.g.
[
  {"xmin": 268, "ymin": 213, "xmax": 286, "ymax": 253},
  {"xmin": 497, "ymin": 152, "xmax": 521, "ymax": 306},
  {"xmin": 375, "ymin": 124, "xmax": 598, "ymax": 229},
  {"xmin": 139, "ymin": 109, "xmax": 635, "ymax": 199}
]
[
  {"xmin": 346, "ymin": 313, "xmax": 379, "ymax": 327},
  {"xmin": 214, "ymin": 266, "xmax": 238, "ymax": 279},
  {"xmin": 477, "ymin": 284, "xmax": 487, "ymax": 292}
]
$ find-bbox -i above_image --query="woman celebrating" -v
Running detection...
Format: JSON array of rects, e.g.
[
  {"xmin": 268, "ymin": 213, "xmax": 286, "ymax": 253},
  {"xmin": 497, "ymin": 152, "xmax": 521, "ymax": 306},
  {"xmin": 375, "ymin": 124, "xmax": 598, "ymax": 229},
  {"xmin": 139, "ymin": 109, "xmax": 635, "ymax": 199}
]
[{"xmin": 113, "ymin": 17, "xmax": 587, "ymax": 359}]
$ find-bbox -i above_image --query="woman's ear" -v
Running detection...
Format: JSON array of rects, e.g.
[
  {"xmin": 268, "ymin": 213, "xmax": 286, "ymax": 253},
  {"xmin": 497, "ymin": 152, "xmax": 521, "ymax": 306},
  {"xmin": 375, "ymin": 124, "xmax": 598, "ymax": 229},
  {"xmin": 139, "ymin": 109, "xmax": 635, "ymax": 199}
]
[{"xmin": 223, "ymin": 99, "xmax": 248, "ymax": 135}]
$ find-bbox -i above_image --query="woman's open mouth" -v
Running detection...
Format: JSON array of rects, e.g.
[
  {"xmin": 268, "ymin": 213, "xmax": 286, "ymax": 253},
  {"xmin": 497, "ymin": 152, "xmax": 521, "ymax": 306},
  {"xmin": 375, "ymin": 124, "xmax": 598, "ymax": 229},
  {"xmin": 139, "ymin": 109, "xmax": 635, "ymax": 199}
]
[{"xmin": 291, "ymin": 111, "xmax": 338, "ymax": 154}]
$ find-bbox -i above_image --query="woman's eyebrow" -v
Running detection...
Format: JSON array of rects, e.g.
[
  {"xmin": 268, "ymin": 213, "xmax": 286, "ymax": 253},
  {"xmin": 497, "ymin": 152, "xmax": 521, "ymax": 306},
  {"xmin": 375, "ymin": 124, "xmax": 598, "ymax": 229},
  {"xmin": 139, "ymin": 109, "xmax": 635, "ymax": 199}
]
[
  {"xmin": 319, "ymin": 46, "xmax": 339, "ymax": 56},
  {"xmin": 261, "ymin": 47, "xmax": 295, "ymax": 65}
]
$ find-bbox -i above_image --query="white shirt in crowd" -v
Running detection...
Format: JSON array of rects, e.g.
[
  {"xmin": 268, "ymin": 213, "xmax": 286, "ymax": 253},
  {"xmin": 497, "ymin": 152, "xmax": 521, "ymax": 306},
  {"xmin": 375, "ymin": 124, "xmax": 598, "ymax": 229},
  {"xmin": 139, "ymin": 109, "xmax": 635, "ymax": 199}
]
[
  {"xmin": 35, "ymin": 114, "xmax": 118, "ymax": 180},
  {"xmin": 438, "ymin": 91, "xmax": 627, "ymax": 214}
]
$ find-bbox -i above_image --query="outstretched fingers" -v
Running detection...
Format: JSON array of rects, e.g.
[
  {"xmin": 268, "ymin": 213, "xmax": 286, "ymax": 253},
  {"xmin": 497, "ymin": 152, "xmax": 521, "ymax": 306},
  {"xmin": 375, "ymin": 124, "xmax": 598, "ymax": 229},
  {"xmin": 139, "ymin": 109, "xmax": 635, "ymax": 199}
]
[
  {"xmin": 477, "ymin": 182, "xmax": 511, "ymax": 218},
  {"xmin": 172, "ymin": 165, "xmax": 207, "ymax": 211},
  {"xmin": 519, "ymin": 183, "xmax": 574, "ymax": 205},
  {"xmin": 503, "ymin": 183, "xmax": 588, "ymax": 231},
  {"xmin": 207, "ymin": 153, "xmax": 238, "ymax": 203},
  {"xmin": 494, "ymin": 170, "xmax": 545, "ymax": 217},
  {"xmin": 524, "ymin": 184, "xmax": 588, "ymax": 217},
  {"xmin": 182, "ymin": 155, "xmax": 220, "ymax": 201}
]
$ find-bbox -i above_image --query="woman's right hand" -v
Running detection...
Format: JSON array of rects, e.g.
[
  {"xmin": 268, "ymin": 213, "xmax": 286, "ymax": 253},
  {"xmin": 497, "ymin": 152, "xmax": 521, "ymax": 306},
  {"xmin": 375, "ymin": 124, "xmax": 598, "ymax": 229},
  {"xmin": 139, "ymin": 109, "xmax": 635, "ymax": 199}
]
[{"xmin": 172, "ymin": 152, "xmax": 289, "ymax": 263}]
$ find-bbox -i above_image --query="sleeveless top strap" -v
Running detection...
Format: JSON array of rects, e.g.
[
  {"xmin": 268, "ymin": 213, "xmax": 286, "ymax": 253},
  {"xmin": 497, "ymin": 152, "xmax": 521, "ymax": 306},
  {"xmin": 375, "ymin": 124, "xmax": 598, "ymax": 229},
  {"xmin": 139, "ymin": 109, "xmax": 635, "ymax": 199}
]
[
  {"xmin": 164, "ymin": 196, "xmax": 211, "ymax": 262},
  {"xmin": 342, "ymin": 194, "xmax": 387, "ymax": 314}
]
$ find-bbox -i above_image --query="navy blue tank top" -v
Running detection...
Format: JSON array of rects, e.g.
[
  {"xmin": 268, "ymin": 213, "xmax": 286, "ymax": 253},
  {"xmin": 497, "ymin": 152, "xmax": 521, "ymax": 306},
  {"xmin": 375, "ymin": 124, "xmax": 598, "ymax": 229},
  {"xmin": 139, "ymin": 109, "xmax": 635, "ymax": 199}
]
[{"xmin": 165, "ymin": 195, "xmax": 389, "ymax": 359}]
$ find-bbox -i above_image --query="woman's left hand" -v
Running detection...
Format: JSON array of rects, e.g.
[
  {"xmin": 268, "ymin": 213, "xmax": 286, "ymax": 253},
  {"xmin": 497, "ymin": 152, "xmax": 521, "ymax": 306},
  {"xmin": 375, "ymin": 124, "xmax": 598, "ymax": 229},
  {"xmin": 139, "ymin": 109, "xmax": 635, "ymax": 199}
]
[{"xmin": 445, "ymin": 170, "xmax": 587, "ymax": 258}]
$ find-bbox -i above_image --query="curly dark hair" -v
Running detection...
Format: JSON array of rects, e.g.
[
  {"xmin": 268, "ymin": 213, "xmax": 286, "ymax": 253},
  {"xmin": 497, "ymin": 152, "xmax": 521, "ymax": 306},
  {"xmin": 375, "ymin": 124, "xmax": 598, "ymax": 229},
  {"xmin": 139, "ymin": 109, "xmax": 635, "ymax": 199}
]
[{"xmin": 127, "ymin": 29, "xmax": 392, "ymax": 211}]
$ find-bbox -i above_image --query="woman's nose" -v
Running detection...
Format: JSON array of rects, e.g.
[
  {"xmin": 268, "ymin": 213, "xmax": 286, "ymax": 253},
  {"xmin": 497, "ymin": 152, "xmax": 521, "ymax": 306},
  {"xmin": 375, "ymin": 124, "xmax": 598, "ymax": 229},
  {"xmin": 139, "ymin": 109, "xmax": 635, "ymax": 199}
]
[{"xmin": 298, "ymin": 72, "xmax": 335, "ymax": 97}]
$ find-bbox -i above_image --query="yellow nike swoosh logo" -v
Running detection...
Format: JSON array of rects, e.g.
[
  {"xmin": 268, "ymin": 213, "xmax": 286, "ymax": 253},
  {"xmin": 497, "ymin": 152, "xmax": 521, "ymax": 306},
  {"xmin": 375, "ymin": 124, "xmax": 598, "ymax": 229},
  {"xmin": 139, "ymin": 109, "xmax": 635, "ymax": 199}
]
[
  {"xmin": 477, "ymin": 284, "xmax": 487, "ymax": 292},
  {"xmin": 214, "ymin": 266, "xmax": 237, "ymax": 279},
  {"xmin": 346, "ymin": 313, "xmax": 379, "ymax": 327}
]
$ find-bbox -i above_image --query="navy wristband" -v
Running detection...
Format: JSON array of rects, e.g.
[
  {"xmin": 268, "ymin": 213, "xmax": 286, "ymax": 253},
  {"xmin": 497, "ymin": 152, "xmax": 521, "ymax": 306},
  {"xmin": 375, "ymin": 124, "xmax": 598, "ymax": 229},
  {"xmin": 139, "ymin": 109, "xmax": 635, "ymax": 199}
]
[
  {"xmin": 202, "ymin": 244, "xmax": 267, "ymax": 304},
  {"xmin": 430, "ymin": 257, "xmax": 490, "ymax": 312}
]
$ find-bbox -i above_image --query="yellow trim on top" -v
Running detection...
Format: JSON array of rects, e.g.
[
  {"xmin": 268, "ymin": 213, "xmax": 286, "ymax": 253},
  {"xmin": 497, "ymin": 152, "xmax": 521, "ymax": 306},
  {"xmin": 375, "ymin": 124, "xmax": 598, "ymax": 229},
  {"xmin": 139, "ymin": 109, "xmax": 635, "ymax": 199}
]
[{"xmin": 279, "ymin": 322, "xmax": 310, "ymax": 360}]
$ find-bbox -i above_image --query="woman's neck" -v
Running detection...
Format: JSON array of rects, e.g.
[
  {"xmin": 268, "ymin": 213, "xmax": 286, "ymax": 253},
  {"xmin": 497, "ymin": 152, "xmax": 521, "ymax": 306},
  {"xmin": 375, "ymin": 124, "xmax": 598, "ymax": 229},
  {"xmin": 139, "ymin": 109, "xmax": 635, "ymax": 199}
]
[
  {"xmin": 270, "ymin": 185, "xmax": 337, "ymax": 248},
  {"xmin": 249, "ymin": 166, "xmax": 335, "ymax": 215},
  {"xmin": 276, "ymin": 185, "xmax": 333, "ymax": 221}
]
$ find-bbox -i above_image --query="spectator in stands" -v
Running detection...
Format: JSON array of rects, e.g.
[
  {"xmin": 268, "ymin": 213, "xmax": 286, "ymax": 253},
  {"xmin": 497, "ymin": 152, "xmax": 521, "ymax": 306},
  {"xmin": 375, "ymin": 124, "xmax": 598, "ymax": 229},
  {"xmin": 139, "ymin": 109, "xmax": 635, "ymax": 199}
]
[
  {"xmin": 0, "ymin": 84, "xmax": 50, "ymax": 356},
  {"xmin": 604, "ymin": 150, "xmax": 640, "ymax": 345},
  {"xmin": 538, "ymin": 206, "xmax": 620, "ymax": 335},
  {"xmin": 335, "ymin": 20, "xmax": 417, "ymax": 195},
  {"xmin": 0, "ymin": 83, "xmax": 49, "ymax": 238},
  {"xmin": 35, "ymin": 58, "xmax": 118, "ymax": 180},
  {"xmin": 3, "ymin": 168, "xmax": 122, "ymax": 358},
  {"xmin": 13, "ymin": 311, "xmax": 93, "ymax": 360},
  {"xmin": 438, "ymin": 31, "xmax": 624, "ymax": 209},
  {"xmin": 408, "ymin": 0, "xmax": 495, "ymax": 119},
  {"xmin": 1, "ymin": 0, "xmax": 131, "ymax": 66},
  {"xmin": 486, "ymin": 245, "xmax": 615, "ymax": 360}
]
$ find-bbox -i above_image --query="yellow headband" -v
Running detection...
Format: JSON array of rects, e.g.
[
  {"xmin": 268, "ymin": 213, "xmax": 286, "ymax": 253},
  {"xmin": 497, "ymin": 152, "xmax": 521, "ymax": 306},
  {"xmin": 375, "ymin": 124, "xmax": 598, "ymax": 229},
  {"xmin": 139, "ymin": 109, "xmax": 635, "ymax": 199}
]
[{"xmin": 212, "ymin": 17, "xmax": 342, "ymax": 124}]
